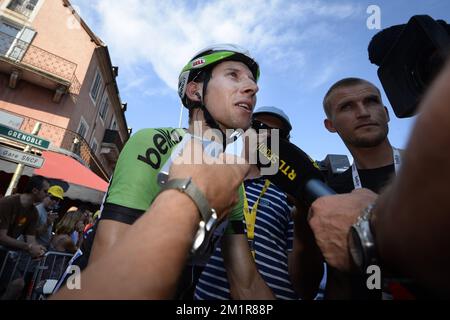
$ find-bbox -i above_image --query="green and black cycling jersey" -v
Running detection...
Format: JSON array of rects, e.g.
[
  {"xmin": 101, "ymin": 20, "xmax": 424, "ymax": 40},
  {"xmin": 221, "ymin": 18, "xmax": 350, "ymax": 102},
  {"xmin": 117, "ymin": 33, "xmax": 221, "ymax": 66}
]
[{"xmin": 101, "ymin": 127, "xmax": 245, "ymax": 234}]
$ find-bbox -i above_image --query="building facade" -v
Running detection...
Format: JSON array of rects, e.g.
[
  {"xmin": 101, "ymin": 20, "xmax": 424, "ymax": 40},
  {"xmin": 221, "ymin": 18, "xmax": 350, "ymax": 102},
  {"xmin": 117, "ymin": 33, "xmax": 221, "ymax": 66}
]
[{"xmin": 0, "ymin": 0, "xmax": 129, "ymax": 182}]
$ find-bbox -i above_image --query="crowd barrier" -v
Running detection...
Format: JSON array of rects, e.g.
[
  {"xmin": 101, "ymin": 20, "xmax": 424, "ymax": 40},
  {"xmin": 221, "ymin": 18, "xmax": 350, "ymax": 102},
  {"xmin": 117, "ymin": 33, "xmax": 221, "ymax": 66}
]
[{"xmin": 0, "ymin": 250, "xmax": 73, "ymax": 300}]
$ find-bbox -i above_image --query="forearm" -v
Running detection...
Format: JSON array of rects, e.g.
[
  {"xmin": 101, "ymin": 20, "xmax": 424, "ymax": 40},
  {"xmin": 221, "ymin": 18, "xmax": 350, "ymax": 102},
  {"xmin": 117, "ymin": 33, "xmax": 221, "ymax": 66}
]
[
  {"xmin": 222, "ymin": 235, "xmax": 275, "ymax": 300},
  {"xmin": 88, "ymin": 218, "xmax": 131, "ymax": 265},
  {"xmin": 229, "ymin": 265, "xmax": 275, "ymax": 300},
  {"xmin": 53, "ymin": 190, "xmax": 199, "ymax": 299},
  {"xmin": 230, "ymin": 274, "xmax": 275, "ymax": 300},
  {"xmin": 372, "ymin": 61, "xmax": 450, "ymax": 296},
  {"xmin": 0, "ymin": 234, "xmax": 30, "ymax": 252},
  {"xmin": 25, "ymin": 235, "xmax": 39, "ymax": 245}
]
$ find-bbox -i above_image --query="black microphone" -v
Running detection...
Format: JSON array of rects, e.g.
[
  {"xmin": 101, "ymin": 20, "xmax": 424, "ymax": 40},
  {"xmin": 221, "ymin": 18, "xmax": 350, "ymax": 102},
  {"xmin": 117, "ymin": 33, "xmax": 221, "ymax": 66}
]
[{"xmin": 256, "ymin": 137, "xmax": 336, "ymax": 204}]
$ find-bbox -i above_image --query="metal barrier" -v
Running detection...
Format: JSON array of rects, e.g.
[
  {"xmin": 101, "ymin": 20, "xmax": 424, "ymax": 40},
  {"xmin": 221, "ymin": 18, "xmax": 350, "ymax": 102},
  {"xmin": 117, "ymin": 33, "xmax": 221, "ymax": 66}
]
[
  {"xmin": 0, "ymin": 250, "xmax": 73, "ymax": 300},
  {"xmin": 27, "ymin": 251, "xmax": 74, "ymax": 300},
  {"xmin": 0, "ymin": 249, "xmax": 36, "ymax": 299}
]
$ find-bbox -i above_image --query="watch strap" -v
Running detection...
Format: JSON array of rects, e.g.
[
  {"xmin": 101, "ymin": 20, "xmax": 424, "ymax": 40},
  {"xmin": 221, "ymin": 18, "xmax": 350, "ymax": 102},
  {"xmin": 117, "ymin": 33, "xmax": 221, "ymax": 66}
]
[
  {"xmin": 160, "ymin": 177, "xmax": 213, "ymax": 223},
  {"xmin": 351, "ymin": 203, "xmax": 378, "ymax": 272}
]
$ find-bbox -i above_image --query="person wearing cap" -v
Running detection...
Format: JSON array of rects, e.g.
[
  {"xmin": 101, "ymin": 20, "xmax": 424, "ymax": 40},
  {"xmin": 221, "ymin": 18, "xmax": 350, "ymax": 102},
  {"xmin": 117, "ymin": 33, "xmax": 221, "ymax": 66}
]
[
  {"xmin": 35, "ymin": 185, "xmax": 64, "ymax": 248},
  {"xmin": 66, "ymin": 44, "xmax": 274, "ymax": 299},
  {"xmin": 195, "ymin": 107, "xmax": 324, "ymax": 300},
  {"xmin": 11, "ymin": 184, "xmax": 64, "ymax": 300}
]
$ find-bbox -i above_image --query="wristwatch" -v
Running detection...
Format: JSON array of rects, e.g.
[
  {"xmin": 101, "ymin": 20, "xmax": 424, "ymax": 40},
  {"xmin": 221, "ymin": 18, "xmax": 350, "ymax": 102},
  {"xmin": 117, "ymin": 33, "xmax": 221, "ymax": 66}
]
[
  {"xmin": 159, "ymin": 177, "xmax": 218, "ymax": 255},
  {"xmin": 348, "ymin": 203, "xmax": 379, "ymax": 273}
]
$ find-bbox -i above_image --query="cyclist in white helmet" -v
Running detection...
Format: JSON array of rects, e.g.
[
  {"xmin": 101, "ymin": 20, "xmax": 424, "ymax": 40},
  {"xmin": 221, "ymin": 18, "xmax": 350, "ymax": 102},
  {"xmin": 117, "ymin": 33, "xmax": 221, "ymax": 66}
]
[{"xmin": 74, "ymin": 44, "xmax": 274, "ymax": 299}]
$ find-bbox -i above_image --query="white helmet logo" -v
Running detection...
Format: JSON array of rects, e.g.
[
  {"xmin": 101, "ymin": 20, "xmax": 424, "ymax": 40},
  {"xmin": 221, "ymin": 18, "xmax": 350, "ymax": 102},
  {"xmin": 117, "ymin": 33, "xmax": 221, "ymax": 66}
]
[{"xmin": 192, "ymin": 58, "xmax": 206, "ymax": 68}]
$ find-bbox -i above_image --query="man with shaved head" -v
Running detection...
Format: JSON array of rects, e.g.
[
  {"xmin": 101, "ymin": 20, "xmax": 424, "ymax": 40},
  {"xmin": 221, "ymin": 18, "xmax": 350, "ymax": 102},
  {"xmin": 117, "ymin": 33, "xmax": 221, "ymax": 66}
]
[{"xmin": 322, "ymin": 78, "xmax": 402, "ymax": 299}]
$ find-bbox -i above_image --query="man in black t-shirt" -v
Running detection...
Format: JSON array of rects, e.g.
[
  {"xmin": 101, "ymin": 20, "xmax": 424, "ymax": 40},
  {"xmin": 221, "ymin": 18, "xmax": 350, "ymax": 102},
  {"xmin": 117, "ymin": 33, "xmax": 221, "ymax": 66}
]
[
  {"xmin": 327, "ymin": 165, "xmax": 394, "ymax": 195},
  {"xmin": 322, "ymin": 78, "xmax": 401, "ymax": 299},
  {"xmin": 308, "ymin": 62, "xmax": 450, "ymax": 298}
]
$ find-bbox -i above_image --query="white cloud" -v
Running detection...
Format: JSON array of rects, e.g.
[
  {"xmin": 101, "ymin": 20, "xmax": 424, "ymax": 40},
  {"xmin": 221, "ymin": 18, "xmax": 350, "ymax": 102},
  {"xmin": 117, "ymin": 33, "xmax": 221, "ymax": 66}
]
[
  {"xmin": 71, "ymin": 0, "xmax": 362, "ymax": 91},
  {"xmin": 123, "ymin": 77, "xmax": 149, "ymax": 92},
  {"xmin": 143, "ymin": 86, "xmax": 172, "ymax": 97},
  {"xmin": 309, "ymin": 64, "xmax": 338, "ymax": 89}
]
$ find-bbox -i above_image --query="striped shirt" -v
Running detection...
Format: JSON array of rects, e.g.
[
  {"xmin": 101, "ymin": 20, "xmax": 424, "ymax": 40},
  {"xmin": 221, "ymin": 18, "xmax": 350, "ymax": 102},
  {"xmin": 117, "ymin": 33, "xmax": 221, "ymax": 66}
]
[{"xmin": 194, "ymin": 178, "xmax": 299, "ymax": 300}]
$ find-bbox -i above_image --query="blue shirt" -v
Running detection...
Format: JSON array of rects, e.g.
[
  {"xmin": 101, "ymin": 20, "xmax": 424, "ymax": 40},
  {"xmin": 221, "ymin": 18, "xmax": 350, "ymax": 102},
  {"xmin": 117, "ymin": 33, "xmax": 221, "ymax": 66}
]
[{"xmin": 195, "ymin": 178, "xmax": 299, "ymax": 300}]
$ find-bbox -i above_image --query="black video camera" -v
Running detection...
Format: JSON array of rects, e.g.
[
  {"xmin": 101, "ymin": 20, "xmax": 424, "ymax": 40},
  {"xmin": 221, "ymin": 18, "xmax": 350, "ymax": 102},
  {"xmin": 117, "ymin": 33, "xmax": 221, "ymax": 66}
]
[{"xmin": 368, "ymin": 15, "xmax": 450, "ymax": 118}]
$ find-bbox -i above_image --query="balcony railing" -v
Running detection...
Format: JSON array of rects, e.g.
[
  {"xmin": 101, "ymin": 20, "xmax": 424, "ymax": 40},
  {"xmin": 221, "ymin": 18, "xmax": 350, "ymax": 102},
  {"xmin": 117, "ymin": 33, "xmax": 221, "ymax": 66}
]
[
  {"xmin": 102, "ymin": 129, "xmax": 123, "ymax": 150},
  {"xmin": 0, "ymin": 30, "xmax": 80, "ymax": 93},
  {"xmin": 3, "ymin": 110, "xmax": 110, "ymax": 181}
]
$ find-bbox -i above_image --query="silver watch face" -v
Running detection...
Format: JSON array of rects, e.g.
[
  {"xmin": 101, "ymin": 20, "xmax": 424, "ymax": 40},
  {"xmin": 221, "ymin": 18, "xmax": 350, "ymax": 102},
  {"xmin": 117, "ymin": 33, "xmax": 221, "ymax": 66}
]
[
  {"xmin": 349, "ymin": 226, "xmax": 364, "ymax": 269},
  {"xmin": 205, "ymin": 210, "xmax": 218, "ymax": 231},
  {"xmin": 192, "ymin": 225, "xmax": 206, "ymax": 252}
]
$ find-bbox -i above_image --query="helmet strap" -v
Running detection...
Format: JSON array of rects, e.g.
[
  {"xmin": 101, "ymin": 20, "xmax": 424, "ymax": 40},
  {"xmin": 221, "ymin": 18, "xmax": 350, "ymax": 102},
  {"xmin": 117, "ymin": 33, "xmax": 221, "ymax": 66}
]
[{"xmin": 198, "ymin": 71, "xmax": 228, "ymax": 151}]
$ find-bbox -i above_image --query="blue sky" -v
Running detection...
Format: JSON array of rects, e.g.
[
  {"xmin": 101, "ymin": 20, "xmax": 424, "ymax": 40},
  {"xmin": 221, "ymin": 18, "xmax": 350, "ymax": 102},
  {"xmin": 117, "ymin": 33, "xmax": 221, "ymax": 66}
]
[{"xmin": 71, "ymin": 0, "xmax": 450, "ymax": 161}]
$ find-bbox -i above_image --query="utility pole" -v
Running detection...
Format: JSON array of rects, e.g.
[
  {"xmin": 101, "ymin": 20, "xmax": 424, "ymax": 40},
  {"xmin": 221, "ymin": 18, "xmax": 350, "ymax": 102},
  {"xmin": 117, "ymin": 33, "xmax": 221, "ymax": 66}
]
[
  {"xmin": 5, "ymin": 122, "xmax": 41, "ymax": 196},
  {"xmin": 178, "ymin": 103, "xmax": 184, "ymax": 128}
]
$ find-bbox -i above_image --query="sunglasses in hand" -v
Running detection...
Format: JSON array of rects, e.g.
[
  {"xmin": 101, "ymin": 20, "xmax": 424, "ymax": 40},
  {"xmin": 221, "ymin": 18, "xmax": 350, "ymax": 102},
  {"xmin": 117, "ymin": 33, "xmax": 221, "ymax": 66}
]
[{"xmin": 251, "ymin": 120, "xmax": 290, "ymax": 140}]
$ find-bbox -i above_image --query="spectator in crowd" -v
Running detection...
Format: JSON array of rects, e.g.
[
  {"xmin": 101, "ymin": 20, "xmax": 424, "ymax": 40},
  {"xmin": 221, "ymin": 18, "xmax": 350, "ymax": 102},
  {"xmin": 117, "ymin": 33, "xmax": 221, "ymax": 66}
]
[
  {"xmin": 0, "ymin": 176, "xmax": 49, "ymax": 299},
  {"xmin": 35, "ymin": 185, "xmax": 64, "ymax": 248},
  {"xmin": 83, "ymin": 212, "xmax": 94, "ymax": 234},
  {"xmin": 0, "ymin": 176, "xmax": 49, "ymax": 256},
  {"xmin": 50, "ymin": 209, "xmax": 85, "ymax": 254}
]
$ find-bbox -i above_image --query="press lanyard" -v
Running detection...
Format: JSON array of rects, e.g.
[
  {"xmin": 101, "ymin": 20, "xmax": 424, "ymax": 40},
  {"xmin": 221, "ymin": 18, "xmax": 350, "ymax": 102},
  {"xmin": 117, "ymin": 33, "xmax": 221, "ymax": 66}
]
[
  {"xmin": 352, "ymin": 148, "xmax": 401, "ymax": 189},
  {"xmin": 243, "ymin": 179, "xmax": 271, "ymax": 257}
]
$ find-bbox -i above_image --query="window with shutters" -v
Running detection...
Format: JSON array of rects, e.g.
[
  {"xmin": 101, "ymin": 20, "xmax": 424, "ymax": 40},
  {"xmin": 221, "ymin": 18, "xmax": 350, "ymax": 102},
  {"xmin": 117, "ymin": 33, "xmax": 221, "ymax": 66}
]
[
  {"xmin": 98, "ymin": 92, "xmax": 109, "ymax": 122},
  {"xmin": 77, "ymin": 117, "xmax": 89, "ymax": 139},
  {"xmin": 9, "ymin": 27, "xmax": 35, "ymax": 60},
  {"xmin": 7, "ymin": 0, "xmax": 39, "ymax": 18},
  {"xmin": 0, "ymin": 21, "xmax": 21, "ymax": 57},
  {"xmin": 110, "ymin": 116, "xmax": 117, "ymax": 130},
  {"xmin": 90, "ymin": 69, "xmax": 103, "ymax": 103},
  {"xmin": 91, "ymin": 138, "xmax": 98, "ymax": 154},
  {"xmin": 0, "ymin": 22, "xmax": 36, "ymax": 60}
]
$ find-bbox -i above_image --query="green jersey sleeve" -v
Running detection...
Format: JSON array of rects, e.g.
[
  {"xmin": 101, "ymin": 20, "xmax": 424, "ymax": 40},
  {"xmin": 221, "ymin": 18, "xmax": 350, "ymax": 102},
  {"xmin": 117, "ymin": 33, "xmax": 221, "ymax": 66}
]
[
  {"xmin": 224, "ymin": 183, "xmax": 245, "ymax": 234},
  {"xmin": 103, "ymin": 128, "xmax": 184, "ymax": 216}
]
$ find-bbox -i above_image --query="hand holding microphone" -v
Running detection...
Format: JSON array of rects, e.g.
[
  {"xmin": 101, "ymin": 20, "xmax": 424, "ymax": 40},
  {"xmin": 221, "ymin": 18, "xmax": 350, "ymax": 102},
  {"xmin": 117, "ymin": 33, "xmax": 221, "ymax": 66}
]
[{"xmin": 255, "ymin": 137, "xmax": 336, "ymax": 205}]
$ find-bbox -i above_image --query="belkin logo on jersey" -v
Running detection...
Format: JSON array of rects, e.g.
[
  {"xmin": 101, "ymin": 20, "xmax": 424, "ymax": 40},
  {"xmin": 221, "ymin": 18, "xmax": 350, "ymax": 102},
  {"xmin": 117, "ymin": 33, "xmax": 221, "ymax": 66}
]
[{"xmin": 137, "ymin": 129, "xmax": 182, "ymax": 169}]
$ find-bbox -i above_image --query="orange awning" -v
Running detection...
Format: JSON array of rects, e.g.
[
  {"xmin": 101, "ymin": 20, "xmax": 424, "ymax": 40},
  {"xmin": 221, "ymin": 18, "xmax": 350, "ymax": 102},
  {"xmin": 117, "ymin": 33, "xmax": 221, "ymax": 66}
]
[{"xmin": 33, "ymin": 151, "xmax": 108, "ymax": 204}]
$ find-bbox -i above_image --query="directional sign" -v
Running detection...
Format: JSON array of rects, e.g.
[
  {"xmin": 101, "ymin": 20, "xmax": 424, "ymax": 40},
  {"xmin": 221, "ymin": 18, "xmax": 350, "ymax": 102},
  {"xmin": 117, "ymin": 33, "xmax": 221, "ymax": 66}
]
[
  {"xmin": 0, "ymin": 124, "xmax": 50, "ymax": 150},
  {"xmin": 0, "ymin": 145, "xmax": 45, "ymax": 168}
]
